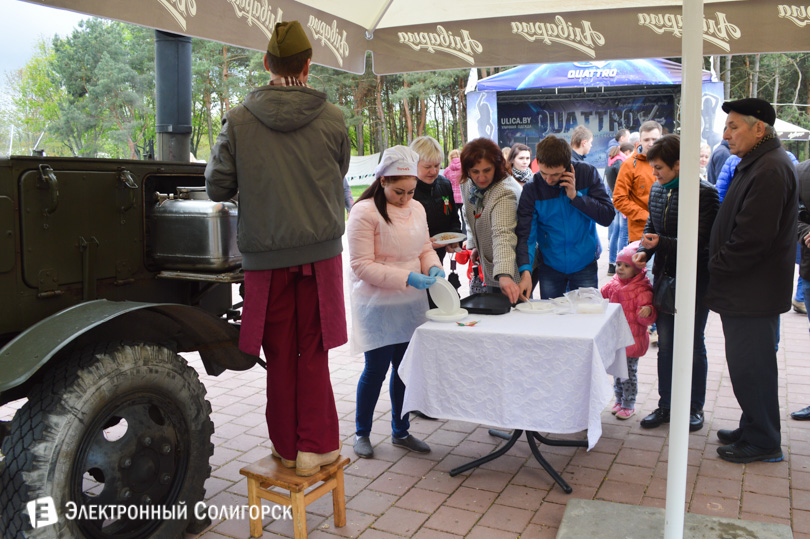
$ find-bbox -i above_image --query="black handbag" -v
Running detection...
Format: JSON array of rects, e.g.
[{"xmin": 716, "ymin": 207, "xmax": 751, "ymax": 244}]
[{"xmin": 653, "ymin": 273, "xmax": 677, "ymax": 314}]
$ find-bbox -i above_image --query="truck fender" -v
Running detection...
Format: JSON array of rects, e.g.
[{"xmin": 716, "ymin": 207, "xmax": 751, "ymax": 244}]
[{"xmin": 0, "ymin": 299, "xmax": 258, "ymax": 393}]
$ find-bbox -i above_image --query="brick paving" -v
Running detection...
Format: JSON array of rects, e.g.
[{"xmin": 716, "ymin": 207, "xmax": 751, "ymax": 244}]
[{"xmin": 2, "ymin": 231, "xmax": 810, "ymax": 538}]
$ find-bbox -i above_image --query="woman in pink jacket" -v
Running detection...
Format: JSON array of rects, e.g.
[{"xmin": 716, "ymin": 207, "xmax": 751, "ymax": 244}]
[
  {"xmin": 347, "ymin": 146, "xmax": 444, "ymax": 460},
  {"xmin": 600, "ymin": 242, "xmax": 657, "ymax": 419}
]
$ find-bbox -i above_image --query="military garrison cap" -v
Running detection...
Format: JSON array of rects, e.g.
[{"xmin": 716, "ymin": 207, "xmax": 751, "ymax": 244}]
[{"xmin": 267, "ymin": 21, "xmax": 311, "ymax": 57}]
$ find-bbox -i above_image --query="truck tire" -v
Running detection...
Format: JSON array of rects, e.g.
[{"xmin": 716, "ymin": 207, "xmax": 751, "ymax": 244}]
[{"xmin": 0, "ymin": 342, "xmax": 214, "ymax": 539}]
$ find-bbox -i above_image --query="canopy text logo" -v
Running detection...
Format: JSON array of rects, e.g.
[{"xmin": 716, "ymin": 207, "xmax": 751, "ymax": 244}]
[
  {"xmin": 511, "ymin": 16, "xmax": 605, "ymax": 59},
  {"xmin": 158, "ymin": 0, "xmax": 197, "ymax": 31},
  {"xmin": 397, "ymin": 26, "xmax": 483, "ymax": 64},
  {"xmin": 308, "ymin": 16, "xmax": 350, "ymax": 66},
  {"xmin": 226, "ymin": 0, "xmax": 282, "ymax": 40},
  {"xmin": 778, "ymin": 5, "xmax": 810, "ymax": 27},
  {"xmin": 637, "ymin": 12, "xmax": 741, "ymax": 52}
]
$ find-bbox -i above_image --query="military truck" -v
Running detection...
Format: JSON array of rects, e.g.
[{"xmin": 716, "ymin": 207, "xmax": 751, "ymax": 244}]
[{"xmin": 0, "ymin": 155, "xmax": 255, "ymax": 538}]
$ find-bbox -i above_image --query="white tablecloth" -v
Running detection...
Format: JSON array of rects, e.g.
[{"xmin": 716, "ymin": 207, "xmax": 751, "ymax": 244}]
[{"xmin": 399, "ymin": 303, "xmax": 634, "ymax": 449}]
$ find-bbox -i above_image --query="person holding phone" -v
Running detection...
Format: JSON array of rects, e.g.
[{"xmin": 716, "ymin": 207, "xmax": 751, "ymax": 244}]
[{"xmin": 516, "ymin": 135, "xmax": 615, "ymax": 299}]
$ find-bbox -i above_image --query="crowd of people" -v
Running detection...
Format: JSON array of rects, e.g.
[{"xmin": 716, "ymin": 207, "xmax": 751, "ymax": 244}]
[{"xmin": 204, "ymin": 20, "xmax": 806, "ymax": 476}]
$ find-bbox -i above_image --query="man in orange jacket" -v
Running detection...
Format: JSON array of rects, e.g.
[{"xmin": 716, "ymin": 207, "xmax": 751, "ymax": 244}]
[{"xmin": 613, "ymin": 121, "xmax": 662, "ymax": 242}]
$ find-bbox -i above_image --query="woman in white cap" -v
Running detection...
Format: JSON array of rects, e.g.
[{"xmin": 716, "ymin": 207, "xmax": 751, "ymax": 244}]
[{"xmin": 347, "ymin": 146, "xmax": 444, "ymax": 459}]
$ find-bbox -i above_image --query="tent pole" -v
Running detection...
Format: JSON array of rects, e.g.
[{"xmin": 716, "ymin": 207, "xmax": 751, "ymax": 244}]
[
  {"xmin": 364, "ymin": 0, "xmax": 395, "ymax": 39},
  {"xmin": 665, "ymin": 1, "xmax": 704, "ymax": 538}
]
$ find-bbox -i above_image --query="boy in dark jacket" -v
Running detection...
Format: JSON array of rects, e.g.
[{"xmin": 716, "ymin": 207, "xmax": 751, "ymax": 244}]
[{"xmin": 205, "ymin": 21, "xmax": 350, "ymax": 477}]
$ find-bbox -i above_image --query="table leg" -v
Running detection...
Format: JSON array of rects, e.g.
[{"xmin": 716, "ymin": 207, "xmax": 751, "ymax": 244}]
[
  {"xmin": 449, "ymin": 429, "xmax": 523, "ymax": 476},
  {"xmin": 488, "ymin": 429, "xmax": 512, "ymax": 440},
  {"xmin": 526, "ymin": 431, "xmax": 573, "ymax": 494},
  {"xmin": 531, "ymin": 431, "xmax": 587, "ymax": 448}
]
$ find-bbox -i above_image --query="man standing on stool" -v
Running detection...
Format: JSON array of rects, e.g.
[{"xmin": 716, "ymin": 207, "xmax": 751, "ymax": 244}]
[
  {"xmin": 705, "ymin": 98, "xmax": 797, "ymax": 463},
  {"xmin": 206, "ymin": 21, "xmax": 350, "ymax": 476}
]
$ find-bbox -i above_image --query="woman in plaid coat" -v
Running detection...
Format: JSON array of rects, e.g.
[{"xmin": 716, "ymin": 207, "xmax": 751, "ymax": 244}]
[{"xmin": 460, "ymin": 138, "xmax": 521, "ymax": 304}]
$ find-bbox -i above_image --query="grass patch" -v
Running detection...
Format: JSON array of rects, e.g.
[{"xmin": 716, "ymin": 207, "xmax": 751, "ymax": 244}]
[
  {"xmin": 350, "ymin": 184, "xmax": 369, "ymax": 200},
  {"xmin": 346, "ymin": 184, "xmax": 370, "ymax": 220}
]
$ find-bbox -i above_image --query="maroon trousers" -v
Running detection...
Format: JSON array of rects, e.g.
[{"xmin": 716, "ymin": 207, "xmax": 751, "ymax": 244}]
[{"xmin": 261, "ymin": 266, "xmax": 339, "ymax": 460}]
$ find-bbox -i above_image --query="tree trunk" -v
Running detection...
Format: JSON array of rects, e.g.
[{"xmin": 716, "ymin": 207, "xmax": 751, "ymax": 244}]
[
  {"xmin": 773, "ymin": 70, "xmax": 780, "ymax": 117},
  {"xmin": 222, "ymin": 46, "xmax": 231, "ymax": 112},
  {"xmin": 402, "ymin": 80, "xmax": 413, "ymax": 143},
  {"xmin": 418, "ymin": 97, "xmax": 426, "ymax": 137},
  {"xmin": 744, "ymin": 56, "xmax": 751, "ymax": 97},
  {"xmin": 205, "ymin": 87, "xmax": 214, "ymax": 150},
  {"xmin": 724, "ymin": 55, "xmax": 732, "ymax": 100},
  {"xmin": 356, "ymin": 114, "xmax": 365, "ymax": 156},
  {"xmin": 752, "ymin": 54, "xmax": 760, "ymax": 98},
  {"xmin": 376, "ymin": 75, "xmax": 388, "ymax": 150}
]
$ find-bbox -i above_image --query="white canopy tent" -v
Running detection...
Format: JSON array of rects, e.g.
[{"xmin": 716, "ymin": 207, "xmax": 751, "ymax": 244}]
[
  {"xmin": 775, "ymin": 118, "xmax": 810, "ymax": 141},
  {"xmin": 14, "ymin": 1, "xmax": 808, "ymax": 537},
  {"xmin": 16, "ymin": 1, "xmax": 809, "ymax": 74}
]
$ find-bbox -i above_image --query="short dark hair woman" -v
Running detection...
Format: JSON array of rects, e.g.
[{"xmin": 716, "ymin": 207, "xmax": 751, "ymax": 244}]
[{"xmin": 633, "ymin": 134, "xmax": 720, "ymax": 433}]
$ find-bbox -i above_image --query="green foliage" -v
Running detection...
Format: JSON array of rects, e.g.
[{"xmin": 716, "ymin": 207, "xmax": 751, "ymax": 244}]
[
  {"xmin": 2, "ymin": 39, "xmax": 63, "ymax": 156},
  {"xmin": 2, "ymin": 20, "xmax": 808, "ymax": 163},
  {"xmin": 46, "ymin": 19, "xmax": 156, "ymax": 157}
]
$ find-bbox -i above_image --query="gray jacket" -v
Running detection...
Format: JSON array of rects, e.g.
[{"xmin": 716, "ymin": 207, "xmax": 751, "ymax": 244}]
[{"xmin": 205, "ymin": 84, "xmax": 350, "ymax": 270}]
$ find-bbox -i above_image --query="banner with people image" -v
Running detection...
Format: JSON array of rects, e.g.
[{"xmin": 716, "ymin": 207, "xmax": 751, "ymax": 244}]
[{"xmin": 497, "ymin": 95, "xmax": 676, "ymax": 169}]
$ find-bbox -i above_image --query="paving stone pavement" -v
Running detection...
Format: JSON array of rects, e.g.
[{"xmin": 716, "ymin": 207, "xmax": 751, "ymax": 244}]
[{"xmin": 2, "ymin": 230, "xmax": 810, "ymax": 538}]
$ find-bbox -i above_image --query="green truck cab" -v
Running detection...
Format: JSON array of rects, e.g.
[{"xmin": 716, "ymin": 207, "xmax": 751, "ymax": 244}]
[{"xmin": 0, "ymin": 155, "xmax": 255, "ymax": 538}]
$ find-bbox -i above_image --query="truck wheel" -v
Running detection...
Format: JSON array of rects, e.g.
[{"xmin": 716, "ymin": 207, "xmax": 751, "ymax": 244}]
[{"xmin": 0, "ymin": 342, "xmax": 214, "ymax": 538}]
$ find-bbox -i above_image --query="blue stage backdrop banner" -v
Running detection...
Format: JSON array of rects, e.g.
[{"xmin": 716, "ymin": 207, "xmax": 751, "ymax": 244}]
[{"xmin": 498, "ymin": 95, "xmax": 675, "ymax": 169}]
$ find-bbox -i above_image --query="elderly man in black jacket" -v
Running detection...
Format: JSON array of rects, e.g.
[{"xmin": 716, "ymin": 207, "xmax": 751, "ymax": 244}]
[
  {"xmin": 704, "ymin": 98, "xmax": 798, "ymax": 463},
  {"xmin": 792, "ymin": 160, "xmax": 810, "ymax": 421}
]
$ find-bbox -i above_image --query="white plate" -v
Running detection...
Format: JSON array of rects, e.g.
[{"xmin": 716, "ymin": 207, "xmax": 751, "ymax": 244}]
[
  {"xmin": 430, "ymin": 232, "xmax": 466, "ymax": 245},
  {"xmin": 428, "ymin": 277, "xmax": 461, "ymax": 314},
  {"xmin": 426, "ymin": 308, "xmax": 468, "ymax": 322},
  {"xmin": 515, "ymin": 301, "xmax": 555, "ymax": 314}
]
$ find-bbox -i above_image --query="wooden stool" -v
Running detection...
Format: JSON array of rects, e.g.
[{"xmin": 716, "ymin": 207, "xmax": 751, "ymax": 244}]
[{"xmin": 240, "ymin": 454, "xmax": 350, "ymax": 539}]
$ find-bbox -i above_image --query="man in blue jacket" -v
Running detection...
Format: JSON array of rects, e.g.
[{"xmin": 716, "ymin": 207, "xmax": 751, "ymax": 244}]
[
  {"xmin": 707, "ymin": 139, "xmax": 730, "ymax": 185},
  {"xmin": 517, "ymin": 135, "xmax": 615, "ymax": 299}
]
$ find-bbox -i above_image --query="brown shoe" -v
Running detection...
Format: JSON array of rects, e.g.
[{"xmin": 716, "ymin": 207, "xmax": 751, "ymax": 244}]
[
  {"xmin": 296, "ymin": 441, "xmax": 343, "ymax": 477},
  {"xmin": 271, "ymin": 445, "xmax": 296, "ymax": 469}
]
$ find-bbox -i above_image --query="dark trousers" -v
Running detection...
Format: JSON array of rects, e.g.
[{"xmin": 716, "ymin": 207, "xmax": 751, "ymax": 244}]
[
  {"xmin": 262, "ymin": 267, "xmax": 339, "ymax": 460},
  {"xmin": 356, "ymin": 342, "xmax": 410, "ymax": 438},
  {"xmin": 534, "ymin": 260, "xmax": 598, "ymax": 299},
  {"xmin": 720, "ymin": 314, "xmax": 781, "ymax": 449},
  {"xmin": 655, "ymin": 304, "xmax": 710, "ymax": 411}
]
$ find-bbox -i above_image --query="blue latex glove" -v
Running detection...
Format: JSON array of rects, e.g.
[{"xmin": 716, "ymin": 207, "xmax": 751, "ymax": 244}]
[
  {"xmin": 429, "ymin": 266, "xmax": 446, "ymax": 279},
  {"xmin": 407, "ymin": 272, "xmax": 436, "ymax": 290}
]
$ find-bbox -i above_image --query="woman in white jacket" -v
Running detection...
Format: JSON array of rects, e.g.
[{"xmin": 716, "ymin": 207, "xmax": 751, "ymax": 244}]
[{"xmin": 347, "ymin": 146, "xmax": 444, "ymax": 459}]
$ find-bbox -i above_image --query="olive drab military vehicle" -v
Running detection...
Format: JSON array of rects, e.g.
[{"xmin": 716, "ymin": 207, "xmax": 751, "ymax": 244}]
[{"xmin": 0, "ymin": 156, "xmax": 255, "ymax": 538}]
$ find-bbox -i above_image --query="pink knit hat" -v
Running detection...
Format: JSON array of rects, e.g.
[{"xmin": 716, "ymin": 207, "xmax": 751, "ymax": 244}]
[{"xmin": 616, "ymin": 240, "xmax": 642, "ymax": 271}]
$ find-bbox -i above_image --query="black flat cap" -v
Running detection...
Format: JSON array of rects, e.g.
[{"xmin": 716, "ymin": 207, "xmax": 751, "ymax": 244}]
[{"xmin": 721, "ymin": 98, "xmax": 776, "ymax": 126}]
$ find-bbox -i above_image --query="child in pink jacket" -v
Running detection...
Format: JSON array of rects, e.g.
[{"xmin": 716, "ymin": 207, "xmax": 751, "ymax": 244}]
[{"xmin": 601, "ymin": 242, "xmax": 657, "ymax": 419}]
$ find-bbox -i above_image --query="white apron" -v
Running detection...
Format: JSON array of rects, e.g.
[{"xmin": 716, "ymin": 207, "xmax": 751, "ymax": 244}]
[{"xmin": 349, "ymin": 206, "xmax": 430, "ymax": 354}]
